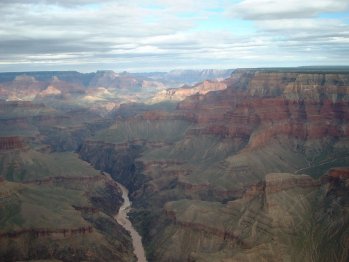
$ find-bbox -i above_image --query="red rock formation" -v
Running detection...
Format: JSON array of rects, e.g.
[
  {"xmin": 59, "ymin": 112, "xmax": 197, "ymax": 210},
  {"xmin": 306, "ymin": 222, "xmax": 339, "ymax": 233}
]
[
  {"xmin": 23, "ymin": 175, "xmax": 106, "ymax": 185},
  {"xmin": 175, "ymin": 70, "xmax": 349, "ymax": 148},
  {"xmin": 265, "ymin": 173, "xmax": 320, "ymax": 194},
  {"xmin": 321, "ymin": 167, "xmax": 349, "ymax": 194},
  {"xmin": 72, "ymin": 205, "xmax": 99, "ymax": 214},
  {"xmin": 177, "ymin": 221, "xmax": 246, "ymax": 246},
  {"xmin": 177, "ymin": 181, "xmax": 210, "ymax": 192},
  {"xmin": 0, "ymin": 226, "xmax": 93, "ymax": 239},
  {"xmin": 0, "ymin": 137, "xmax": 24, "ymax": 150},
  {"xmin": 328, "ymin": 167, "xmax": 349, "ymax": 179}
]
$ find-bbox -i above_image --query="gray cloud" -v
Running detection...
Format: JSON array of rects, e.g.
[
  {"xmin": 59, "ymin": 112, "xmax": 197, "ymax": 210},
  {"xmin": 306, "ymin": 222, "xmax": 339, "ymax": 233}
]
[{"xmin": 228, "ymin": 0, "xmax": 349, "ymax": 20}]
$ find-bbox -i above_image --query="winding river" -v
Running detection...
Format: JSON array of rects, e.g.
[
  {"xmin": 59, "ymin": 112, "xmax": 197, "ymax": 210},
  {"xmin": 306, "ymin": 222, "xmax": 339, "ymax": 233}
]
[{"xmin": 114, "ymin": 181, "xmax": 147, "ymax": 262}]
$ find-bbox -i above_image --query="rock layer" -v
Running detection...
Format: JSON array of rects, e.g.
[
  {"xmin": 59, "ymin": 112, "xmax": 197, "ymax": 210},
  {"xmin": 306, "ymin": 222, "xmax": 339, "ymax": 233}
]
[
  {"xmin": 0, "ymin": 137, "xmax": 24, "ymax": 151},
  {"xmin": 175, "ymin": 70, "xmax": 349, "ymax": 149}
]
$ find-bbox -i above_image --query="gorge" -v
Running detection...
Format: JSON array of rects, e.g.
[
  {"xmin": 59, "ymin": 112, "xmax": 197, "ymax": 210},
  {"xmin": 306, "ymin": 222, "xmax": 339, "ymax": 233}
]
[{"xmin": 0, "ymin": 67, "xmax": 348, "ymax": 261}]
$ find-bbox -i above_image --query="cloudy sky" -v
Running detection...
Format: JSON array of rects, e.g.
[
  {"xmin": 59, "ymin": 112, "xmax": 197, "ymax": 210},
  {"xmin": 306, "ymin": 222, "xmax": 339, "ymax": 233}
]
[{"xmin": 0, "ymin": 0, "xmax": 348, "ymax": 72}]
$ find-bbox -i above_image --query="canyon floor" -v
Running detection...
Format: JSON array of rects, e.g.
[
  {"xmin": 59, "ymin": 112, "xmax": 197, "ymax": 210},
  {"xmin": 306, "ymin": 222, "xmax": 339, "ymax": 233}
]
[{"xmin": 0, "ymin": 67, "xmax": 348, "ymax": 261}]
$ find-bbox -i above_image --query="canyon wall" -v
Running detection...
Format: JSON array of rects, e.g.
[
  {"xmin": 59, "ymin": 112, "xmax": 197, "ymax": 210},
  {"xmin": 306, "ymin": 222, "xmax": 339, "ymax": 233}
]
[{"xmin": 176, "ymin": 70, "xmax": 349, "ymax": 149}]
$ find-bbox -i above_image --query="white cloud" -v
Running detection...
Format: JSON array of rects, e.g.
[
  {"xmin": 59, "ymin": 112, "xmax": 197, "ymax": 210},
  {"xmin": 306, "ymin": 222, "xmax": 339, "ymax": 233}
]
[
  {"xmin": 255, "ymin": 17, "xmax": 349, "ymax": 38},
  {"xmin": 0, "ymin": 0, "xmax": 348, "ymax": 71}
]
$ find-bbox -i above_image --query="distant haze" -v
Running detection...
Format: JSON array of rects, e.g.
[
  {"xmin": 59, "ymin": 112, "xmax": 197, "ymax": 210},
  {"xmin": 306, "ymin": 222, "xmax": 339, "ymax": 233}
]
[{"xmin": 0, "ymin": 0, "xmax": 348, "ymax": 72}]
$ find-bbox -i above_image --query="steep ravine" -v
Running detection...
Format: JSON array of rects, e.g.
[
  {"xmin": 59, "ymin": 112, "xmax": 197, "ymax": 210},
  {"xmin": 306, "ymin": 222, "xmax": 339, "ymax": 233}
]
[
  {"xmin": 78, "ymin": 140, "xmax": 147, "ymax": 192},
  {"xmin": 78, "ymin": 143, "xmax": 148, "ymax": 261}
]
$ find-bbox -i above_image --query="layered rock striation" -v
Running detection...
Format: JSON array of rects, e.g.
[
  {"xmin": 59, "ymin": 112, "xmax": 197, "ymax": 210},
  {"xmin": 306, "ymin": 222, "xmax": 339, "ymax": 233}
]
[
  {"xmin": 176, "ymin": 70, "xmax": 349, "ymax": 148},
  {"xmin": 0, "ymin": 137, "xmax": 25, "ymax": 151}
]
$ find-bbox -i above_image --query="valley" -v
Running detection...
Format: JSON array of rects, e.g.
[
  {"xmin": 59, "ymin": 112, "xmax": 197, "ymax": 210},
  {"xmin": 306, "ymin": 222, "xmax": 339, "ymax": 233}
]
[{"xmin": 0, "ymin": 67, "xmax": 348, "ymax": 261}]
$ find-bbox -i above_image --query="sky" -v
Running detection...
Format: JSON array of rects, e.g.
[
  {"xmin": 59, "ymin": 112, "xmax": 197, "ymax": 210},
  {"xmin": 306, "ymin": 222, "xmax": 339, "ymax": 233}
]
[{"xmin": 0, "ymin": 0, "xmax": 348, "ymax": 72}]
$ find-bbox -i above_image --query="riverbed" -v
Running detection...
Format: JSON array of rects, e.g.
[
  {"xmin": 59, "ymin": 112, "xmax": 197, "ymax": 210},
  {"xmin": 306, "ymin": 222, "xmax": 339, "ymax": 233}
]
[{"xmin": 114, "ymin": 181, "xmax": 147, "ymax": 262}]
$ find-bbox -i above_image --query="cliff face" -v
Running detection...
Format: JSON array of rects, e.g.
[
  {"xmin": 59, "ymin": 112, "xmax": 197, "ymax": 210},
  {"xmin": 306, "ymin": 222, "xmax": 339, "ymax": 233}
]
[
  {"xmin": 78, "ymin": 140, "xmax": 147, "ymax": 192},
  {"xmin": 176, "ymin": 70, "xmax": 349, "ymax": 149}
]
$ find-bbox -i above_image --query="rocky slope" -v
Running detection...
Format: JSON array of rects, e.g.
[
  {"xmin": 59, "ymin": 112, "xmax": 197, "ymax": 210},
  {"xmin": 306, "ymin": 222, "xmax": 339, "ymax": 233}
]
[
  {"xmin": 0, "ymin": 145, "xmax": 136, "ymax": 261},
  {"xmin": 0, "ymin": 95, "xmax": 139, "ymax": 261}
]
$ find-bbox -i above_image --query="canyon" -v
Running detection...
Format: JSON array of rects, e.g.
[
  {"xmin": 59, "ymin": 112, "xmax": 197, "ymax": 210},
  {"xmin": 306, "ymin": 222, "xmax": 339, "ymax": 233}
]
[{"xmin": 0, "ymin": 67, "xmax": 348, "ymax": 261}]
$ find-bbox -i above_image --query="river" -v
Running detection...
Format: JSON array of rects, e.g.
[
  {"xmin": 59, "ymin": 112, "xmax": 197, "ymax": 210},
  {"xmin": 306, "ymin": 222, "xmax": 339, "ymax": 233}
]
[{"xmin": 114, "ymin": 181, "xmax": 147, "ymax": 262}]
